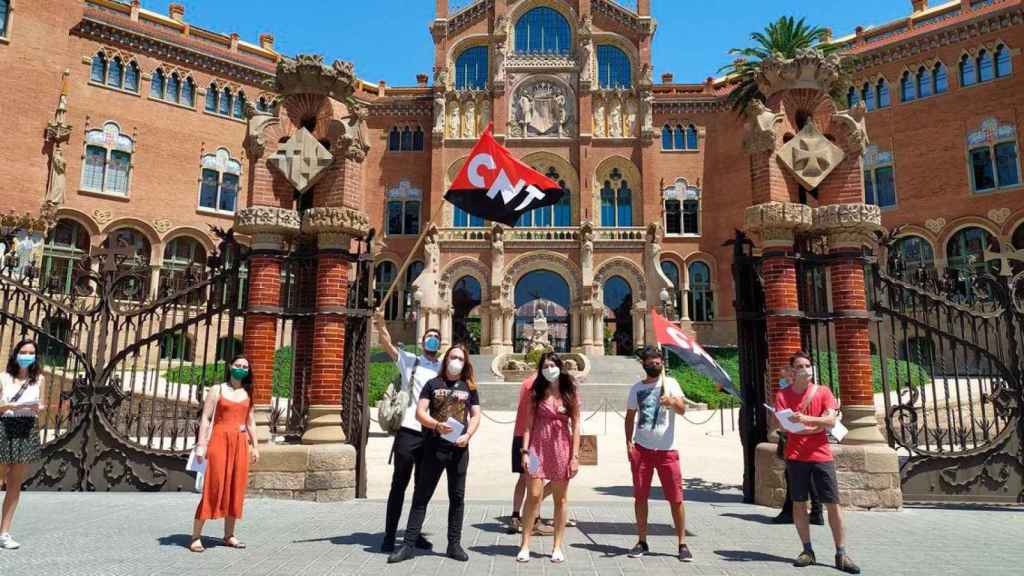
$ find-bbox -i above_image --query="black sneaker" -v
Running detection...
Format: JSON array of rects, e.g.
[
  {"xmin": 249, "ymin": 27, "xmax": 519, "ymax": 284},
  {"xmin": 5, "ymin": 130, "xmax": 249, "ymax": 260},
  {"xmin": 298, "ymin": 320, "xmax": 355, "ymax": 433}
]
[
  {"xmin": 678, "ymin": 543, "xmax": 693, "ymax": 562},
  {"xmin": 446, "ymin": 543, "xmax": 469, "ymax": 562},
  {"xmin": 627, "ymin": 541, "xmax": 649, "ymax": 558},
  {"xmin": 414, "ymin": 535, "xmax": 433, "ymax": 550},
  {"xmin": 836, "ymin": 553, "xmax": 861, "ymax": 574},
  {"xmin": 386, "ymin": 544, "xmax": 416, "ymax": 564},
  {"xmin": 809, "ymin": 511, "xmax": 825, "ymax": 526},
  {"xmin": 379, "ymin": 538, "xmax": 395, "ymax": 553},
  {"xmin": 772, "ymin": 511, "xmax": 794, "ymax": 524},
  {"xmin": 794, "ymin": 550, "xmax": 816, "ymax": 567}
]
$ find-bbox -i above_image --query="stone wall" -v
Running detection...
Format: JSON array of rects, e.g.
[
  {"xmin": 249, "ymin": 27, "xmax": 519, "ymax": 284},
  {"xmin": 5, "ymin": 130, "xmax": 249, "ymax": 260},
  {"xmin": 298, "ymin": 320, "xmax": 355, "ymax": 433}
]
[{"xmin": 248, "ymin": 443, "xmax": 357, "ymax": 503}]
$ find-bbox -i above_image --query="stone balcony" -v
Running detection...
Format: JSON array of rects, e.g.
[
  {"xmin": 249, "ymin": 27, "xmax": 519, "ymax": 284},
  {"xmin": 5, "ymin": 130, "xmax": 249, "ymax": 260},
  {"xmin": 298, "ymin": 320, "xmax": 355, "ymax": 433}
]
[{"xmin": 436, "ymin": 226, "xmax": 646, "ymax": 247}]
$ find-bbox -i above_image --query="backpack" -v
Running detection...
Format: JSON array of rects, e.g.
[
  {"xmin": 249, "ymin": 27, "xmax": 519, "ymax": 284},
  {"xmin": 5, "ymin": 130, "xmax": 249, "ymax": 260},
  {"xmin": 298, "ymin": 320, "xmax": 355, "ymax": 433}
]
[{"xmin": 377, "ymin": 356, "xmax": 419, "ymax": 436}]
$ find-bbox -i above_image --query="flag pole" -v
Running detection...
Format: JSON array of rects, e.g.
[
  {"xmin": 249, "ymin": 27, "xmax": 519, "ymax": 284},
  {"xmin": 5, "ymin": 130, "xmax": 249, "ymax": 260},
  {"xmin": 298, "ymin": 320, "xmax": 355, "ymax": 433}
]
[{"xmin": 377, "ymin": 199, "xmax": 447, "ymax": 311}]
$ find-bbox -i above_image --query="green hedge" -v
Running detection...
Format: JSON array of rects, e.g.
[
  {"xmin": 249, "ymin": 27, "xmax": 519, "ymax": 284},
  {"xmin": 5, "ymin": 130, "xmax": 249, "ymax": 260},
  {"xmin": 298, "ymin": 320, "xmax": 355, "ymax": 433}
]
[
  {"xmin": 164, "ymin": 346, "xmax": 294, "ymax": 398},
  {"xmin": 666, "ymin": 347, "xmax": 931, "ymax": 409}
]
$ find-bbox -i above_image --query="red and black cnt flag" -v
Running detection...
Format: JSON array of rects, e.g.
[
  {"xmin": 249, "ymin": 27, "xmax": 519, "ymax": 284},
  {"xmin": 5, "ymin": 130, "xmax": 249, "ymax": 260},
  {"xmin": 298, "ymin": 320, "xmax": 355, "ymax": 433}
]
[{"xmin": 444, "ymin": 124, "xmax": 565, "ymax": 227}]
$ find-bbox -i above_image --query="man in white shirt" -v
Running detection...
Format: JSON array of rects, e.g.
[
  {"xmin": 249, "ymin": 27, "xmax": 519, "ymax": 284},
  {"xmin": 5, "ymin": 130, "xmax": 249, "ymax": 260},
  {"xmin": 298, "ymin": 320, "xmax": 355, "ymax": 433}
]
[
  {"xmin": 375, "ymin": 314, "xmax": 442, "ymax": 553},
  {"xmin": 624, "ymin": 345, "xmax": 692, "ymax": 562}
]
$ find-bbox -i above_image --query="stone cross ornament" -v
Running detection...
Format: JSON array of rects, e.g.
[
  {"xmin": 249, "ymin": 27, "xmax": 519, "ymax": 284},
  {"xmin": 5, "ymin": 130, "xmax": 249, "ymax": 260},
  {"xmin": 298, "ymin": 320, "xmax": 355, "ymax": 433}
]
[
  {"xmin": 778, "ymin": 120, "xmax": 845, "ymax": 190},
  {"xmin": 268, "ymin": 127, "xmax": 334, "ymax": 193}
]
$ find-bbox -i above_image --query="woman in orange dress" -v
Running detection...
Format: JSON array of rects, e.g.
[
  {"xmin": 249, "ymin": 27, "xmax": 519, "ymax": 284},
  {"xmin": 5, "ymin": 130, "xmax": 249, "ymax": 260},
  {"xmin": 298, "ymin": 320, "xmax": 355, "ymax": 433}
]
[{"xmin": 190, "ymin": 355, "xmax": 259, "ymax": 552}]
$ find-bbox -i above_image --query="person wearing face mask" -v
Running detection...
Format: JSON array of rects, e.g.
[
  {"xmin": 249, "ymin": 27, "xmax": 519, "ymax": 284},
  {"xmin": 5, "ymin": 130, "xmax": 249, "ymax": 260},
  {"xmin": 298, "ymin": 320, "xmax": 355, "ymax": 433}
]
[
  {"xmin": 515, "ymin": 352, "xmax": 580, "ymax": 564},
  {"xmin": 375, "ymin": 315, "xmax": 443, "ymax": 553},
  {"xmin": 774, "ymin": 351, "xmax": 859, "ymax": 574},
  {"xmin": 774, "ymin": 371, "xmax": 824, "ymax": 526},
  {"xmin": 388, "ymin": 344, "xmax": 481, "ymax": 564},
  {"xmin": 0, "ymin": 340, "xmax": 47, "ymax": 550},
  {"xmin": 624, "ymin": 346, "xmax": 692, "ymax": 562},
  {"xmin": 190, "ymin": 355, "xmax": 259, "ymax": 553}
]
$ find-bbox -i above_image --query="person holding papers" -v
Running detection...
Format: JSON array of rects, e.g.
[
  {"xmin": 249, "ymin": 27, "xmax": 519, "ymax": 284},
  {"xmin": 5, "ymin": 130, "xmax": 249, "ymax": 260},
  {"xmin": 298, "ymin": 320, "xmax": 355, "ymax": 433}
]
[
  {"xmin": 388, "ymin": 344, "xmax": 481, "ymax": 564},
  {"xmin": 516, "ymin": 352, "xmax": 581, "ymax": 564},
  {"xmin": 772, "ymin": 351, "xmax": 859, "ymax": 574},
  {"xmin": 0, "ymin": 340, "xmax": 47, "ymax": 550}
]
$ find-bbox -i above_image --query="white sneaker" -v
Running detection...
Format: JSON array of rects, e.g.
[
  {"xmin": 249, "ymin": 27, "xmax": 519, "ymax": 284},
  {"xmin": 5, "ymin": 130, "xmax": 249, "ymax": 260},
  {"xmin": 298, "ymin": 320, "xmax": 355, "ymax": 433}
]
[
  {"xmin": 516, "ymin": 548, "xmax": 530, "ymax": 562},
  {"xmin": 551, "ymin": 548, "xmax": 565, "ymax": 563},
  {"xmin": 0, "ymin": 533, "xmax": 20, "ymax": 550}
]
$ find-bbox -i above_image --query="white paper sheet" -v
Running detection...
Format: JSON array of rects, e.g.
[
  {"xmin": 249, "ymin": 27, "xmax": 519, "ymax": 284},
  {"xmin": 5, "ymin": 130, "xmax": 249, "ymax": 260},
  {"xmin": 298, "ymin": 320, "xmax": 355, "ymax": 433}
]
[
  {"xmin": 527, "ymin": 449, "xmax": 541, "ymax": 475},
  {"xmin": 440, "ymin": 417, "xmax": 465, "ymax": 444},
  {"xmin": 764, "ymin": 404, "xmax": 811, "ymax": 434},
  {"xmin": 186, "ymin": 449, "xmax": 207, "ymax": 473},
  {"xmin": 829, "ymin": 418, "xmax": 848, "ymax": 442}
]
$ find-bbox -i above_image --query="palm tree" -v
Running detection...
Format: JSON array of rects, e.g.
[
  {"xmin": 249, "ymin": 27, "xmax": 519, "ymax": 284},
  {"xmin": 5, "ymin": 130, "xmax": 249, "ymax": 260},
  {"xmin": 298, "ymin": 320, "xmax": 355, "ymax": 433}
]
[{"xmin": 720, "ymin": 16, "xmax": 845, "ymax": 115}]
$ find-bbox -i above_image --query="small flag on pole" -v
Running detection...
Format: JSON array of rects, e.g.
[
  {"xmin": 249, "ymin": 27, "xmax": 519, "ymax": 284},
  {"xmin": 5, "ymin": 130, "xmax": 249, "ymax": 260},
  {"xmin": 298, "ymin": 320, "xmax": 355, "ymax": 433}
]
[
  {"xmin": 650, "ymin": 308, "xmax": 742, "ymax": 403},
  {"xmin": 444, "ymin": 124, "xmax": 565, "ymax": 227}
]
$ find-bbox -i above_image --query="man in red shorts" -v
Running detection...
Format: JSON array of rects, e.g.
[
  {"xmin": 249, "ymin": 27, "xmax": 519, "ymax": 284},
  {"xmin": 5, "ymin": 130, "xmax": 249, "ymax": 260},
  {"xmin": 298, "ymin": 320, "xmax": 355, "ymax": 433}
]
[
  {"xmin": 624, "ymin": 345, "xmax": 691, "ymax": 562},
  {"xmin": 774, "ymin": 351, "xmax": 859, "ymax": 574}
]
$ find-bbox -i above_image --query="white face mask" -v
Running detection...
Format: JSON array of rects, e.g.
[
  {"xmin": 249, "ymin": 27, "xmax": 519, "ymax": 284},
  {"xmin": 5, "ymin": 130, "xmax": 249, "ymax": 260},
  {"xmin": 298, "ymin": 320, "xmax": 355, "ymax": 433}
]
[
  {"xmin": 447, "ymin": 359, "xmax": 464, "ymax": 377},
  {"xmin": 542, "ymin": 366, "xmax": 560, "ymax": 382},
  {"xmin": 795, "ymin": 367, "xmax": 813, "ymax": 381}
]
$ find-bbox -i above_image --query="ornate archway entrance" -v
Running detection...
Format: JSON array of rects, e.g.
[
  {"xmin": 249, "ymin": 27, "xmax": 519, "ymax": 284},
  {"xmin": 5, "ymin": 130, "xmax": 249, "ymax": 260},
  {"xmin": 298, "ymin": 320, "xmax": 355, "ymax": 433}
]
[
  {"xmin": 452, "ymin": 275, "xmax": 482, "ymax": 353},
  {"xmin": 602, "ymin": 275, "xmax": 633, "ymax": 355},
  {"xmin": 514, "ymin": 270, "xmax": 571, "ymax": 353}
]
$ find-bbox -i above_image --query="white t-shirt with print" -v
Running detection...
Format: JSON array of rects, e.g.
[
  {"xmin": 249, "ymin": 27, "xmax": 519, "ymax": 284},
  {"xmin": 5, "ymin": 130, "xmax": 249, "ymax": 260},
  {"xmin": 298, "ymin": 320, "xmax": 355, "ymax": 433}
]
[
  {"xmin": 396, "ymin": 348, "xmax": 441, "ymax": 431},
  {"xmin": 627, "ymin": 376, "xmax": 684, "ymax": 451}
]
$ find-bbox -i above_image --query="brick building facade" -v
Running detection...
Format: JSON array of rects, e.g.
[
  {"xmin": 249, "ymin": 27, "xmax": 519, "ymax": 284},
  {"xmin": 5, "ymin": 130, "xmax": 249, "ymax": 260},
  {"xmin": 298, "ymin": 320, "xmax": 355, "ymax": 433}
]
[{"xmin": 2, "ymin": 0, "xmax": 1022, "ymax": 360}]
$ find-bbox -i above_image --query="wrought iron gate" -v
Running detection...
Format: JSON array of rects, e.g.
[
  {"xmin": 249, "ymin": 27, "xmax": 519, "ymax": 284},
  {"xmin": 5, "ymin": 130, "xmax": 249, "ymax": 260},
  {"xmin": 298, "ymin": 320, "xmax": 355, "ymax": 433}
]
[
  {"xmin": 341, "ymin": 230, "xmax": 374, "ymax": 499},
  {"xmin": 871, "ymin": 233, "xmax": 1023, "ymax": 503}
]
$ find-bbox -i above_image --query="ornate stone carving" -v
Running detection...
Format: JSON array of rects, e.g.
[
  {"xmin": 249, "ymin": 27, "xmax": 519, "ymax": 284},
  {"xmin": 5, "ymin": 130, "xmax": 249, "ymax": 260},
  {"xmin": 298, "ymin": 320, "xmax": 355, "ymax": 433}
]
[
  {"xmin": 275, "ymin": 54, "xmax": 356, "ymax": 100},
  {"xmin": 988, "ymin": 207, "xmax": 1011, "ymax": 225},
  {"xmin": 643, "ymin": 223, "xmax": 672, "ymax": 316},
  {"xmin": 93, "ymin": 209, "xmax": 113, "ymax": 225},
  {"xmin": 449, "ymin": 100, "xmax": 461, "ymax": 138},
  {"xmin": 235, "ymin": 206, "xmax": 301, "ymax": 250},
  {"xmin": 924, "ymin": 217, "xmax": 946, "ymax": 234},
  {"xmin": 433, "ymin": 67, "xmax": 449, "ymax": 90},
  {"xmin": 510, "ymin": 79, "xmax": 574, "ymax": 138},
  {"xmin": 812, "ymin": 203, "xmax": 882, "ymax": 248},
  {"xmin": 640, "ymin": 63, "xmax": 654, "ymax": 88},
  {"xmin": 433, "ymin": 91, "xmax": 446, "ymax": 134},
  {"xmin": 755, "ymin": 48, "xmax": 843, "ymax": 98},
  {"xmin": 640, "ymin": 90, "xmax": 655, "ymax": 137},
  {"xmin": 153, "ymin": 218, "xmax": 172, "ymax": 234},
  {"xmin": 462, "ymin": 98, "xmax": 476, "ymax": 138},
  {"xmin": 777, "ymin": 120, "xmax": 845, "ymax": 190},
  {"xmin": 301, "ymin": 207, "xmax": 370, "ymax": 239},
  {"xmin": 626, "ymin": 98, "xmax": 638, "ymax": 137},
  {"xmin": 593, "ymin": 98, "xmax": 606, "ymax": 137},
  {"xmin": 831, "ymin": 104, "xmax": 870, "ymax": 154},
  {"xmin": 335, "ymin": 105, "xmax": 370, "ymax": 162},
  {"xmin": 745, "ymin": 100, "xmax": 783, "ymax": 153},
  {"xmin": 414, "ymin": 225, "xmax": 443, "ymax": 310},
  {"xmin": 245, "ymin": 111, "xmax": 280, "ymax": 158},
  {"xmin": 268, "ymin": 127, "xmax": 334, "ymax": 193},
  {"xmin": 578, "ymin": 39, "xmax": 593, "ymax": 83},
  {"xmin": 743, "ymin": 202, "xmax": 813, "ymax": 247},
  {"xmin": 491, "ymin": 223, "xmax": 505, "ymax": 288},
  {"xmin": 580, "ymin": 220, "xmax": 595, "ymax": 281},
  {"xmin": 494, "ymin": 38, "xmax": 507, "ymax": 84},
  {"xmin": 608, "ymin": 98, "xmax": 623, "ymax": 138}
]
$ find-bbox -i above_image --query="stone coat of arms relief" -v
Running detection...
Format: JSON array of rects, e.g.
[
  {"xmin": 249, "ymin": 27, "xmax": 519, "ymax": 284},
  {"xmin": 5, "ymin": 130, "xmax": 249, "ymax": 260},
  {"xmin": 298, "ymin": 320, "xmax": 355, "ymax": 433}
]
[
  {"xmin": 509, "ymin": 79, "xmax": 575, "ymax": 138},
  {"xmin": 267, "ymin": 127, "xmax": 334, "ymax": 193},
  {"xmin": 777, "ymin": 120, "xmax": 845, "ymax": 190}
]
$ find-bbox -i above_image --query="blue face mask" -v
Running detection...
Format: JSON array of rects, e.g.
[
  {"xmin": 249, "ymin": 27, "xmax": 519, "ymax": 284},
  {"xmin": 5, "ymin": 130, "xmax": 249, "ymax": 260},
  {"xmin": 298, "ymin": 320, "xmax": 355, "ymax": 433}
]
[
  {"xmin": 16, "ymin": 354, "xmax": 35, "ymax": 369},
  {"xmin": 423, "ymin": 336, "xmax": 440, "ymax": 353}
]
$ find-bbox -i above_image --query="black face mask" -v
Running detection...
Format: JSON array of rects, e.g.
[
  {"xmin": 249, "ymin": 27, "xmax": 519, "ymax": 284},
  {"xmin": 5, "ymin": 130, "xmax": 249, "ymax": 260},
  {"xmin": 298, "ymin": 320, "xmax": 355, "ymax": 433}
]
[{"xmin": 643, "ymin": 364, "xmax": 662, "ymax": 378}]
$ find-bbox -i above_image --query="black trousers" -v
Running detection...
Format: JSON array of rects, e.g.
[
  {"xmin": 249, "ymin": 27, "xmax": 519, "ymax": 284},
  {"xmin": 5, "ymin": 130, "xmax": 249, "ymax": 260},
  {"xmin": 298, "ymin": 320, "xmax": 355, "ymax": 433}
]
[
  {"xmin": 402, "ymin": 436, "xmax": 469, "ymax": 547},
  {"xmin": 781, "ymin": 466, "xmax": 823, "ymax": 515},
  {"xmin": 385, "ymin": 427, "xmax": 425, "ymax": 540}
]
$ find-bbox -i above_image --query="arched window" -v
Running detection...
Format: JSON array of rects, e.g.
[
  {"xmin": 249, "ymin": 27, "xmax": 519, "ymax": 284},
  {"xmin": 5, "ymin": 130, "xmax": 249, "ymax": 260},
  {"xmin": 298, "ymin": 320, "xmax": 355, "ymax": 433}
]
[
  {"xmin": 256, "ymin": 96, "xmax": 270, "ymax": 113},
  {"xmin": 664, "ymin": 199, "xmax": 681, "ymax": 234},
  {"xmin": 453, "ymin": 207, "xmax": 484, "ymax": 227},
  {"xmin": 688, "ymin": 261, "xmax": 714, "ymax": 322},
  {"xmin": 967, "ymin": 118, "xmax": 1020, "ymax": 192},
  {"xmin": 181, "ymin": 77, "xmax": 195, "ymax": 106},
  {"xmin": 892, "ymin": 235, "xmax": 935, "ymax": 277},
  {"xmin": 455, "ymin": 46, "xmax": 488, "ymax": 89},
  {"xmin": 686, "ymin": 125, "xmax": 699, "ymax": 150},
  {"xmin": 861, "ymin": 82, "xmax": 875, "ymax": 111},
  {"xmin": 413, "ymin": 127, "xmax": 424, "ymax": 151},
  {"xmin": 663, "ymin": 178, "xmax": 700, "ymax": 235},
  {"xmin": 388, "ymin": 127, "xmax": 400, "ymax": 151},
  {"xmin": 960, "ymin": 54, "xmax": 977, "ymax": 87},
  {"xmin": 234, "ymin": 91, "xmax": 246, "ymax": 119},
  {"xmin": 160, "ymin": 236, "xmax": 208, "ymax": 299},
  {"xmin": 673, "ymin": 125, "xmax": 685, "ymax": 149},
  {"xmin": 846, "ymin": 86, "xmax": 859, "ymax": 108},
  {"xmin": 597, "ymin": 45, "xmax": 631, "ymax": 88},
  {"xmin": 877, "ymin": 78, "xmax": 891, "ymax": 107},
  {"xmin": 932, "ymin": 63, "xmax": 947, "ymax": 94},
  {"xmin": 660, "ymin": 260, "xmax": 683, "ymax": 318},
  {"xmin": 402, "ymin": 261, "xmax": 424, "ymax": 319},
  {"xmin": 978, "ymin": 49, "xmax": 994, "ymax": 82},
  {"xmin": 661, "ymin": 125, "xmax": 672, "ymax": 150},
  {"xmin": 41, "ymin": 219, "xmax": 90, "ymax": 295},
  {"xmin": 515, "ymin": 6, "xmax": 570, "ymax": 55},
  {"xmin": 166, "ymin": 73, "xmax": 180, "ymax": 103},
  {"xmin": 400, "ymin": 126, "xmax": 413, "ymax": 151},
  {"xmin": 374, "ymin": 262, "xmax": 399, "ymax": 320},
  {"xmin": 947, "ymin": 227, "xmax": 998, "ymax": 275},
  {"xmin": 199, "ymin": 148, "xmax": 241, "ymax": 213},
  {"xmin": 600, "ymin": 179, "xmax": 632, "ymax": 227},
  {"xmin": 107, "ymin": 57, "xmax": 124, "ymax": 89},
  {"xmin": 995, "ymin": 44, "xmax": 1012, "ymax": 78},
  {"xmin": 863, "ymin": 145, "xmax": 896, "ymax": 208},
  {"xmin": 124, "ymin": 61, "xmax": 140, "ymax": 92},
  {"xmin": 102, "ymin": 228, "xmax": 151, "ymax": 301},
  {"xmin": 220, "ymin": 87, "xmax": 233, "ymax": 115},
  {"xmin": 900, "ymin": 70, "xmax": 916, "ymax": 101},
  {"xmin": 91, "ymin": 52, "xmax": 107, "ymax": 83},
  {"xmin": 150, "ymin": 68, "xmax": 165, "ymax": 99},
  {"xmin": 916, "ymin": 66, "xmax": 932, "ymax": 98},
  {"xmin": 0, "ymin": 0, "xmax": 10, "ymax": 38},
  {"xmin": 81, "ymin": 122, "xmax": 133, "ymax": 196},
  {"xmin": 205, "ymin": 83, "xmax": 218, "ymax": 112},
  {"xmin": 517, "ymin": 165, "xmax": 570, "ymax": 227},
  {"xmin": 386, "ymin": 181, "xmax": 422, "ymax": 236}
]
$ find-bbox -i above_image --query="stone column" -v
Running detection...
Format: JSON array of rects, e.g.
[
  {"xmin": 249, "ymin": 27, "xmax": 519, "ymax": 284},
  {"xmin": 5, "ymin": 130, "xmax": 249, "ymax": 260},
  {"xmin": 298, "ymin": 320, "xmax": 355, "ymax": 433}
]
[
  {"xmin": 235, "ymin": 206, "xmax": 301, "ymax": 443},
  {"xmin": 301, "ymin": 206, "xmax": 370, "ymax": 445}
]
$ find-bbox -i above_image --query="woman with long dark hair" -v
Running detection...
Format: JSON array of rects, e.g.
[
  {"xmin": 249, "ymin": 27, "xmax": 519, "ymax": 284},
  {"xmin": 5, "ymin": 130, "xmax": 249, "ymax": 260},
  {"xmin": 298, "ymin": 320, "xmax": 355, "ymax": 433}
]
[
  {"xmin": 0, "ymin": 340, "xmax": 46, "ymax": 550},
  {"xmin": 516, "ymin": 352, "xmax": 581, "ymax": 563},
  {"xmin": 388, "ymin": 344, "xmax": 481, "ymax": 564},
  {"xmin": 190, "ymin": 355, "xmax": 259, "ymax": 552}
]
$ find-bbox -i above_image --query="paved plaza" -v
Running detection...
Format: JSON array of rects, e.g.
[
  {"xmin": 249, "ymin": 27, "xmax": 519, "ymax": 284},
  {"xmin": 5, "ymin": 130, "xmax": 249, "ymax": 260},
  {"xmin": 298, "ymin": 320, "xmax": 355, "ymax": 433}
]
[{"xmin": 0, "ymin": 492, "xmax": 1021, "ymax": 576}]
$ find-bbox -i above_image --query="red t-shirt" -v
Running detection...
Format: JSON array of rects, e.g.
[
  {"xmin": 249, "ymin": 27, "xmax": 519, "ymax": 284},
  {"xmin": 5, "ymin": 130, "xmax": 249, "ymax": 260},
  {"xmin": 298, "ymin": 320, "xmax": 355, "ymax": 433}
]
[
  {"xmin": 774, "ymin": 384, "xmax": 837, "ymax": 463},
  {"xmin": 513, "ymin": 375, "xmax": 537, "ymax": 437}
]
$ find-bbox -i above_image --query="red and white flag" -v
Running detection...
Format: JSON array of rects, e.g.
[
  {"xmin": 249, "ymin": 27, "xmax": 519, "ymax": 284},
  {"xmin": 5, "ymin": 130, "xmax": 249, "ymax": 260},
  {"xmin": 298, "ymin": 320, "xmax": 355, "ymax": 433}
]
[
  {"xmin": 650, "ymin": 308, "xmax": 741, "ymax": 402},
  {"xmin": 445, "ymin": 124, "xmax": 565, "ymax": 226}
]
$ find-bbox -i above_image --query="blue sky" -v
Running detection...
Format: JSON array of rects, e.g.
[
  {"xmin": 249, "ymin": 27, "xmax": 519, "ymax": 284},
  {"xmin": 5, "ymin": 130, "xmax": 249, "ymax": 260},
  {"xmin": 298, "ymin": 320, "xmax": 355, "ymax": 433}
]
[{"xmin": 148, "ymin": 1, "xmax": 912, "ymax": 84}]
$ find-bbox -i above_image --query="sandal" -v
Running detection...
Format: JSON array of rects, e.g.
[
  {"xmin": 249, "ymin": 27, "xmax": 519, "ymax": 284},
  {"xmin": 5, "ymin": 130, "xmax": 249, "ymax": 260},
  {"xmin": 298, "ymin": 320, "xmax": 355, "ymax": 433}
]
[
  {"xmin": 188, "ymin": 539, "xmax": 205, "ymax": 553},
  {"xmin": 223, "ymin": 536, "xmax": 247, "ymax": 549}
]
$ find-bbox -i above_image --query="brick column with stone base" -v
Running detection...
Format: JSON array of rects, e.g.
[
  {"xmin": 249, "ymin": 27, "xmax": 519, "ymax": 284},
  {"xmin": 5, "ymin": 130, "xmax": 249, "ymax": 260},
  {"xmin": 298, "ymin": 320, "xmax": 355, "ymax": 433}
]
[{"xmin": 235, "ymin": 206, "xmax": 301, "ymax": 443}]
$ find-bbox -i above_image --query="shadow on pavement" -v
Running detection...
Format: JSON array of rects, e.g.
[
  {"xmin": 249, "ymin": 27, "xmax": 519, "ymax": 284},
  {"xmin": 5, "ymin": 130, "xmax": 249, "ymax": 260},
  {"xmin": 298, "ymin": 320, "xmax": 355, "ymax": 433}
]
[
  {"xmin": 593, "ymin": 476, "xmax": 744, "ymax": 504},
  {"xmin": 715, "ymin": 549, "xmax": 795, "ymax": 563},
  {"xmin": 157, "ymin": 534, "xmax": 194, "ymax": 548},
  {"xmin": 574, "ymin": 521, "xmax": 689, "ymax": 537},
  {"xmin": 292, "ymin": 531, "xmax": 384, "ymax": 552},
  {"xmin": 467, "ymin": 543, "xmax": 520, "ymax": 557},
  {"xmin": 719, "ymin": 512, "xmax": 776, "ymax": 525}
]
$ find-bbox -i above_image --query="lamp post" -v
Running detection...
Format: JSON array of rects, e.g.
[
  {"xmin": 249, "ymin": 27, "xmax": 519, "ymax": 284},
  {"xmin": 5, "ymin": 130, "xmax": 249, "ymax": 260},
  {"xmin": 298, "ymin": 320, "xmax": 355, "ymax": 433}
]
[{"xmin": 659, "ymin": 287, "xmax": 671, "ymax": 319}]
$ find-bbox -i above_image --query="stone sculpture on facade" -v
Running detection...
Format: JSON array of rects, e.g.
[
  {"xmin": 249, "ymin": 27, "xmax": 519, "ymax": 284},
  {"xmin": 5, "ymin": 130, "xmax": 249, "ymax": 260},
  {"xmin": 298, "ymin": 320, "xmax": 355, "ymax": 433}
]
[
  {"xmin": 433, "ymin": 91, "xmax": 446, "ymax": 134},
  {"xmin": 609, "ymin": 99, "xmax": 622, "ymax": 138},
  {"xmin": 626, "ymin": 98, "xmax": 638, "ymax": 137},
  {"xmin": 463, "ymin": 98, "xmax": 476, "ymax": 138},
  {"xmin": 593, "ymin": 98, "xmax": 605, "ymax": 137},
  {"xmin": 449, "ymin": 102, "xmax": 461, "ymax": 138},
  {"xmin": 267, "ymin": 127, "xmax": 334, "ymax": 193},
  {"xmin": 511, "ymin": 80, "xmax": 573, "ymax": 138},
  {"xmin": 43, "ymin": 70, "xmax": 73, "ymax": 221},
  {"xmin": 777, "ymin": 120, "xmax": 845, "ymax": 190}
]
